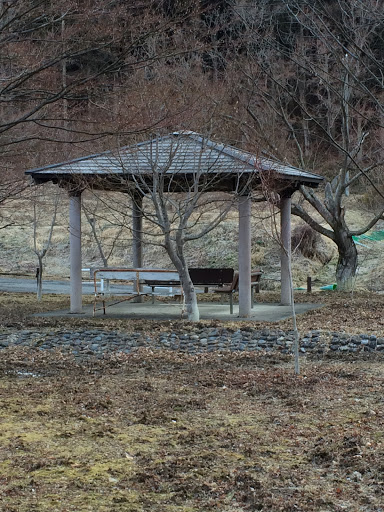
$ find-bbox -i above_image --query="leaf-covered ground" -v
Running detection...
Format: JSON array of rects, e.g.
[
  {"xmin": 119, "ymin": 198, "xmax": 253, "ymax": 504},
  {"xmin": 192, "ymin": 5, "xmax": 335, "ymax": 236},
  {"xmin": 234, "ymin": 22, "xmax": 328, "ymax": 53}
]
[
  {"xmin": 0, "ymin": 291, "xmax": 383, "ymax": 511},
  {"xmin": 2, "ymin": 289, "xmax": 384, "ymax": 336}
]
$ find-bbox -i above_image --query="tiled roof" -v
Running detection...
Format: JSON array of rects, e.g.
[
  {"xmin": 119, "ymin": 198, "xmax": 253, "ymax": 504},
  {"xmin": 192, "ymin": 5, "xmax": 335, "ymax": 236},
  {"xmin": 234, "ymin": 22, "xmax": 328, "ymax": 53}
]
[{"xmin": 25, "ymin": 131, "xmax": 323, "ymax": 186}]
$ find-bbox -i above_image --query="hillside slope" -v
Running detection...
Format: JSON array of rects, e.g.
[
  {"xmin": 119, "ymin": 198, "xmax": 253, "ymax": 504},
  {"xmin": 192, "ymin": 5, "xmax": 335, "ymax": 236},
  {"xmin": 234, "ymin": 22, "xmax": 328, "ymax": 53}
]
[{"xmin": 1, "ymin": 191, "xmax": 383, "ymax": 292}]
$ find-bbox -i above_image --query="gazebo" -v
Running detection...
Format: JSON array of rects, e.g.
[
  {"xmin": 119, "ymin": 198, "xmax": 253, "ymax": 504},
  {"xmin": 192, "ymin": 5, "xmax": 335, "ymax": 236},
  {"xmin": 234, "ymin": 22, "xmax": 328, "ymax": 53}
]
[{"xmin": 25, "ymin": 131, "xmax": 323, "ymax": 317}]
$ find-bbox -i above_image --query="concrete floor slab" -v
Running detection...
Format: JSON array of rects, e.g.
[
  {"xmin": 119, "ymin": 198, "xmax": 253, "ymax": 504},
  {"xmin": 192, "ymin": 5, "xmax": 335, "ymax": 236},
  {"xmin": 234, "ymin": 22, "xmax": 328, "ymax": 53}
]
[{"xmin": 34, "ymin": 300, "xmax": 322, "ymax": 322}]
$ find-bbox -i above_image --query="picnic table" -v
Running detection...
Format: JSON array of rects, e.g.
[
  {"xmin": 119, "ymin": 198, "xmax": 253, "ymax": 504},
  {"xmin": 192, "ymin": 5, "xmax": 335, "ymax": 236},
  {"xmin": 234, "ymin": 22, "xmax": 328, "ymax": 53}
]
[
  {"xmin": 91, "ymin": 268, "xmax": 180, "ymax": 315},
  {"xmin": 90, "ymin": 267, "xmax": 262, "ymax": 315}
]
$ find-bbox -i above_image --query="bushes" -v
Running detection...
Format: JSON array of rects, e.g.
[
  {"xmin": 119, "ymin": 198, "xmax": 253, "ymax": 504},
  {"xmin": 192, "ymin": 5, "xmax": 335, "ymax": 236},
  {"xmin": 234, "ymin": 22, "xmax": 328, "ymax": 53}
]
[{"xmin": 291, "ymin": 224, "xmax": 332, "ymax": 264}]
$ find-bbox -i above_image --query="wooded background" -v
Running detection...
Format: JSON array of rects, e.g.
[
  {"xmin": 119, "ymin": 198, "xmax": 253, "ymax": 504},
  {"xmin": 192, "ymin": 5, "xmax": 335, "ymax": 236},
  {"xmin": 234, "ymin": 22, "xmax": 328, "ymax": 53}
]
[{"xmin": 1, "ymin": 0, "xmax": 384, "ymax": 290}]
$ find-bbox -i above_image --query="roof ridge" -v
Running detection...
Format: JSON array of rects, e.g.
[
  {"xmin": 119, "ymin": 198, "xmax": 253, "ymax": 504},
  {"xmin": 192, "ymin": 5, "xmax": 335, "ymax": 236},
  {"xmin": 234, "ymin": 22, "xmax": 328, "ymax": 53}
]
[
  {"xmin": 174, "ymin": 131, "xmax": 259, "ymax": 165},
  {"xmin": 176, "ymin": 131, "xmax": 322, "ymax": 178}
]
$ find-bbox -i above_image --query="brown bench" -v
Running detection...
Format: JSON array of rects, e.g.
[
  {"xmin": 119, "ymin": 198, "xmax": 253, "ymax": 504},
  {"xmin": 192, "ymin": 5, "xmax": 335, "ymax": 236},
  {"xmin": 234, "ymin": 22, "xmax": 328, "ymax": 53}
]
[
  {"xmin": 213, "ymin": 270, "xmax": 263, "ymax": 314},
  {"xmin": 189, "ymin": 268, "xmax": 234, "ymax": 291},
  {"xmin": 145, "ymin": 267, "xmax": 235, "ymax": 300}
]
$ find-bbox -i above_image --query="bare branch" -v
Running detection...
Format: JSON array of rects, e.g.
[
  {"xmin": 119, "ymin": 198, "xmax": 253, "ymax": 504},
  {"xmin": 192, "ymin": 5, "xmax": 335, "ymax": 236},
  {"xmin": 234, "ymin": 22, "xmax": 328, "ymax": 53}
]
[{"xmin": 291, "ymin": 203, "xmax": 335, "ymax": 241}]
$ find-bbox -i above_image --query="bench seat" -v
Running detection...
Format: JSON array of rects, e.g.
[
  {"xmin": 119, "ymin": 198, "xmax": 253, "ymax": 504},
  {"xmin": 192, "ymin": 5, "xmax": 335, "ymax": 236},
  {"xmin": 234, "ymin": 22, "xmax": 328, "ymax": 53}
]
[{"xmin": 213, "ymin": 270, "xmax": 263, "ymax": 313}]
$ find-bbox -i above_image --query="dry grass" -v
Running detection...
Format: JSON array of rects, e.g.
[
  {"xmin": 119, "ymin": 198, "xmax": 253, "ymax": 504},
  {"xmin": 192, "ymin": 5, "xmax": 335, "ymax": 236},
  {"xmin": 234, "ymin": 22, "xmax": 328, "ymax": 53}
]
[
  {"xmin": 1, "ymin": 190, "xmax": 384, "ymax": 510},
  {"xmin": 0, "ymin": 291, "xmax": 383, "ymax": 510},
  {"xmin": 2, "ymin": 288, "xmax": 384, "ymax": 336},
  {"xmin": 0, "ymin": 345, "xmax": 383, "ymax": 511}
]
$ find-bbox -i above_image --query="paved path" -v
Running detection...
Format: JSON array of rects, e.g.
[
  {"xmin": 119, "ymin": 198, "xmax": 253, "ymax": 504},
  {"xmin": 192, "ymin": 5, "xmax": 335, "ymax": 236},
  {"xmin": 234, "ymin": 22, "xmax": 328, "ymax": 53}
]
[
  {"xmin": 0, "ymin": 277, "xmax": 179, "ymax": 296},
  {"xmin": 36, "ymin": 301, "xmax": 322, "ymax": 322}
]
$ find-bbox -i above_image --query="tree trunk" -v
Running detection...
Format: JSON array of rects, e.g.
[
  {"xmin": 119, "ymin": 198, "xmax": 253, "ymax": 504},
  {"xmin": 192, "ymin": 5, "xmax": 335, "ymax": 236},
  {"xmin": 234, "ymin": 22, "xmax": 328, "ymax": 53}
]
[
  {"xmin": 36, "ymin": 256, "xmax": 43, "ymax": 301},
  {"xmin": 178, "ymin": 266, "xmax": 200, "ymax": 321},
  {"xmin": 164, "ymin": 238, "xmax": 200, "ymax": 321},
  {"xmin": 335, "ymin": 232, "xmax": 358, "ymax": 291}
]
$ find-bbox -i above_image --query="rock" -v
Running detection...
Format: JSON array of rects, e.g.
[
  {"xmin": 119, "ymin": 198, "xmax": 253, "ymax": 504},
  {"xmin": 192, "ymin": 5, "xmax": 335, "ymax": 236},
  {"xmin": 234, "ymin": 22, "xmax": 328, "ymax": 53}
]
[
  {"xmin": 351, "ymin": 471, "xmax": 363, "ymax": 482},
  {"xmin": 0, "ymin": 326, "xmax": 382, "ymax": 360}
]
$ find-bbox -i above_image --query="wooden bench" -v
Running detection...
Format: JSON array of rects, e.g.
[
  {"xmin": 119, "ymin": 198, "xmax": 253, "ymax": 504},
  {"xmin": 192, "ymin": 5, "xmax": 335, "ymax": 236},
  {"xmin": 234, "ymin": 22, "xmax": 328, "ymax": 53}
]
[
  {"xmin": 189, "ymin": 268, "xmax": 234, "ymax": 292},
  {"xmin": 144, "ymin": 267, "xmax": 234, "ymax": 300},
  {"xmin": 213, "ymin": 270, "xmax": 263, "ymax": 314},
  {"xmin": 91, "ymin": 268, "xmax": 180, "ymax": 315}
]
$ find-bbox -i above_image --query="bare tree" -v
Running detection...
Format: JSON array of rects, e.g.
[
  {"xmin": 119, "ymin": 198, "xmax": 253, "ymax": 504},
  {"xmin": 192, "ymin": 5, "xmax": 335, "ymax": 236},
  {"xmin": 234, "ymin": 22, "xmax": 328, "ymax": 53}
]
[
  {"xmin": 88, "ymin": 133, "xmax": 250, "ymax": 321},
  {"xmin": 2, "ymin": 0, "xmax": 224, "ymax": 241},
  {"xmin": 32, "ymin": 184, "xmax": 60, "ymax": 301},
  {"xmin": 260, "ymin": 172, "xmax": 300, "ymax": 374},
  {"xmin": 82, "ymin": 195, "xmax": 128, "ymax": 268},
  {"xmin": 237, "ymin": 0, "xmax": 384, "ymax": 290},
  {"xmin": 0, "ymin": 0, "xmax": 215, "ymax": 168}
]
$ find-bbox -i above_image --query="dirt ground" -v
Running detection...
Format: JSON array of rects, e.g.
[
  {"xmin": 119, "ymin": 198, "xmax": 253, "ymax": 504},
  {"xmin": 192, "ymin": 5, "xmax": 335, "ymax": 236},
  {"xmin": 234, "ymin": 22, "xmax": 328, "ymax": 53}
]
[{"xmin": 0, "ymin": 291, "xmax": 383, "ymax": 511}]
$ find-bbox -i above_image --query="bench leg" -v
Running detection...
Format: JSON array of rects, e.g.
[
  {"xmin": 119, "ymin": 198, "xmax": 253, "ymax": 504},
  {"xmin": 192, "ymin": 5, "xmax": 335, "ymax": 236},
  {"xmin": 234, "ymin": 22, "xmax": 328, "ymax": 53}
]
[
  {"xmin": 93, "ymin": 295, "xmax": 106, "ymax": 316},
  {"xmin": 151, "ymin": 286, "xmax": 155, "ymax": 305},
  {"xmin": 229, "ymin": 293, "xmax": 233, "ymax": 315},
  {"xmin": 251, "ymin": 287, "xmax": 254, "ymax": 309}
]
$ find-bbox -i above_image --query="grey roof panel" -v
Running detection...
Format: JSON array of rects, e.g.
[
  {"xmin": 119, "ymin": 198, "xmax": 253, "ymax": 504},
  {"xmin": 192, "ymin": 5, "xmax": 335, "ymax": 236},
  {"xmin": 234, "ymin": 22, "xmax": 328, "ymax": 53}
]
[{"xmin": 25, "ymin": 131, "xmax": 323, "ymax": 185}]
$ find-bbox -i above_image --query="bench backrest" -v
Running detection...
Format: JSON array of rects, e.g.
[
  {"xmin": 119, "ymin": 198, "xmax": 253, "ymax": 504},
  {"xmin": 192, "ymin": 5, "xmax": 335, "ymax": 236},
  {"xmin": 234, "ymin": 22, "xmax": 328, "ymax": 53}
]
[
  {"xmin": 251, "ymin": 270, "xmax": 263, "ymax": 282},
  {"xmin": 91, "ymin": 267, "xmax": 236, "ymax": 288},
  {"xmin": 92, "ymin": 268, "xmax": 180, "ymax": 282},
  {"xmin": 189, "ymin": 268, "xmax": 234, "ymax": 286}
]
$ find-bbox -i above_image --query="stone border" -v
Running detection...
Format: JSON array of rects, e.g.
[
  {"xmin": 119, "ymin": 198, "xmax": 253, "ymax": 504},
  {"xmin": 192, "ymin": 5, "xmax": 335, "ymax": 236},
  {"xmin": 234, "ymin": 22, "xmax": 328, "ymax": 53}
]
[{"xmin": 0, "ymin": 328, "xmax": 383, "ymax": 359}]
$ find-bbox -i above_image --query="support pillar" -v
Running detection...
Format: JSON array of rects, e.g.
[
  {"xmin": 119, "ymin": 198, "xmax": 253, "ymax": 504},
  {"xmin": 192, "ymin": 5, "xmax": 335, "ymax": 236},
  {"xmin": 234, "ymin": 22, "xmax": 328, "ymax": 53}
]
[
  {"xmin": 132, "ymin": 194, "xmax": 143, "ymax": 268},
  {"xmin": 132, "ymin": 194, "xmax": 143, "ymax": 302},
  {"xmin": 280, "ymin": 194, "xmax": 292, "ymax": 305},
  {"xmin": 238, "ymin": 195, "xmax": 252, "ymax": 317},
  {"xmin": 69, "ymin": 191, "xmax": 82, "ymax": 313}
]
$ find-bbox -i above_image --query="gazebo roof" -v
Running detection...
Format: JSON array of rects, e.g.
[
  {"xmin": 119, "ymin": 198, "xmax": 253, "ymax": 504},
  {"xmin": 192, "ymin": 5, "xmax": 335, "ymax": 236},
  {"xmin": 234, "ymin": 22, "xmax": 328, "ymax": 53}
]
[{"xmin": 26, "ymin": 131, "xmax": 323, "ymax": 192}]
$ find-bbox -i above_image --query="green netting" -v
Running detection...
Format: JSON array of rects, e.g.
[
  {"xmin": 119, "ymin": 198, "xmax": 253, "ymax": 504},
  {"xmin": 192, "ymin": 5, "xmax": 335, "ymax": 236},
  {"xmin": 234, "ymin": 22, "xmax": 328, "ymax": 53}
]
[{"xmin": 352, "ymin": 230, "xmax": 384, "ymax": 243}]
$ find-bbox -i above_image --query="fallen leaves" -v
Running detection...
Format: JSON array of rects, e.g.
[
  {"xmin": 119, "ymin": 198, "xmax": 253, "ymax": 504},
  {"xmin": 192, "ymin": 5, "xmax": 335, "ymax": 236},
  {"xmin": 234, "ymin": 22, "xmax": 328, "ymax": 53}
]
[
  {"xmin": 0, "ymin": 351, "xmax": 383, "ymax": 511},
  {"xmin": 0, "ymin": 291, "xmax": 383, "ymax": 510}
]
